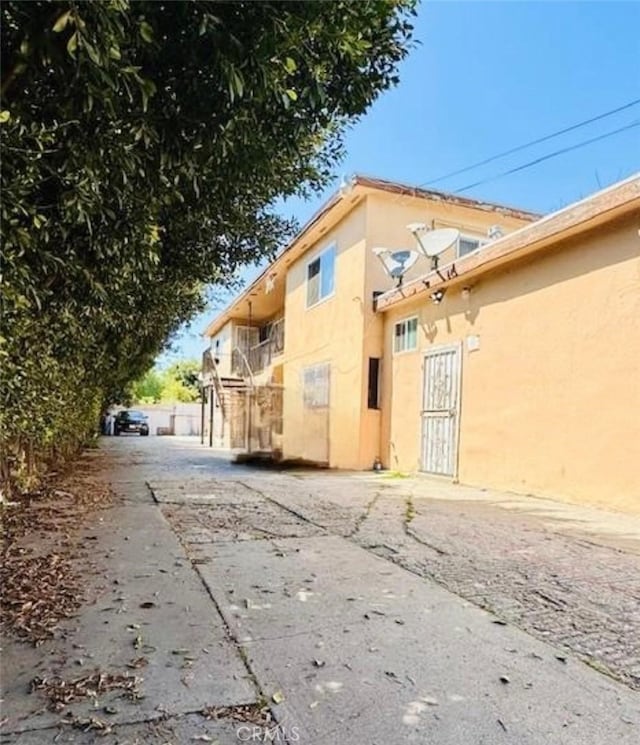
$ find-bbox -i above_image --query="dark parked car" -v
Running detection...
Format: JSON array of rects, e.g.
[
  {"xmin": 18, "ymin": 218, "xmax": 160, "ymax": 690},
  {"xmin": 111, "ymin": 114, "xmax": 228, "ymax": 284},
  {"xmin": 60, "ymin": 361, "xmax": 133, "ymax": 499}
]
[{"xmin": 113, "ymin": 410, "xmax": 149, "ymax": 436}]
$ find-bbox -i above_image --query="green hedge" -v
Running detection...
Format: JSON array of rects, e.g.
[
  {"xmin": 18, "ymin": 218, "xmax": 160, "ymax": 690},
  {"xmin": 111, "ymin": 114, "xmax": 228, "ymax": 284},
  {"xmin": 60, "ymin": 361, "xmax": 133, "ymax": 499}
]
[{"xmin": 0, "ymin": 0, "xmax": 415, "ymax": 494}]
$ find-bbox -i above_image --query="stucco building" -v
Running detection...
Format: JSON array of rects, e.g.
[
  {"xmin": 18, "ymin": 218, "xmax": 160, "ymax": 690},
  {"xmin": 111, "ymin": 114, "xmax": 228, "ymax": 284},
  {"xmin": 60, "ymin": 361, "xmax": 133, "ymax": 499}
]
[
  {"xmin": 201, "ymin": 176, "xmax": 535, "ymax": 462},
  {"xmin": 201, "ymin": 174, "xmax": 640, "ymax": 513}
]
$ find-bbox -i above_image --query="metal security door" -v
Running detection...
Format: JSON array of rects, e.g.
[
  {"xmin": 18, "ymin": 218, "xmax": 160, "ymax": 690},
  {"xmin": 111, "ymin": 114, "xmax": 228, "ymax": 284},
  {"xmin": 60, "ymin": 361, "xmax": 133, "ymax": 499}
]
[{"xmin": 421, "ymin": 345, "xmax": 461, "ymax": 476}]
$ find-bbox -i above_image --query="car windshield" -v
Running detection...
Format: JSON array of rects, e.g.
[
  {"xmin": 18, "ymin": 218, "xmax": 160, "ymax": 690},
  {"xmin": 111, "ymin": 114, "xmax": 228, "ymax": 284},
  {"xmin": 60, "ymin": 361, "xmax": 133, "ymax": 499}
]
[{"xmin": 123, "ymin": 410, "xmax": 145, "ymax": 420}]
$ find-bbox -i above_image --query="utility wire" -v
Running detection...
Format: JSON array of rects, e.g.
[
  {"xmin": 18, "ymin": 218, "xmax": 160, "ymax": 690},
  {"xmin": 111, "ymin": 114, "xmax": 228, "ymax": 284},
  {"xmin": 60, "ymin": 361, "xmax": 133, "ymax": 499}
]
[
  {"xmin": 454, "ymin": 119, "xmax": 640, "ymax": 194},
  {"xmin": 422, "ymin": 98, "xmax": 640, "ymax": 188}
]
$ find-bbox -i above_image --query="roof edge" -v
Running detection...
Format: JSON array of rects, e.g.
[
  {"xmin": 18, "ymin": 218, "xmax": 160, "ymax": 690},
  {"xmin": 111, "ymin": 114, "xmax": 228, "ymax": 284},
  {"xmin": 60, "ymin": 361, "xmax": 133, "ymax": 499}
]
[
  {"xmin": 201, "ymin": 174, "xmax": 541, "ymax": 338},
  {"xmin": 376, "ymin": 173, "xmax": 640, "ymax": 313},
  {"xmin": 353, "ymin": 174, "xmax": 541, "ymax": 221},
  {"xmin": 201, "ymin": 186, "xmax": 345, "ymax": 337}
]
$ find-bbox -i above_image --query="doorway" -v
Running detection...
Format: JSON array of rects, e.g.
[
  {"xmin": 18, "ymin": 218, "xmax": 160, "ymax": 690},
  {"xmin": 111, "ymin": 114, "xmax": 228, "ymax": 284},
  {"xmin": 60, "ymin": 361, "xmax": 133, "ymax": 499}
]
[{"xmin": 420, "ymin": 344, "xmax": 462, "ymax": 477}]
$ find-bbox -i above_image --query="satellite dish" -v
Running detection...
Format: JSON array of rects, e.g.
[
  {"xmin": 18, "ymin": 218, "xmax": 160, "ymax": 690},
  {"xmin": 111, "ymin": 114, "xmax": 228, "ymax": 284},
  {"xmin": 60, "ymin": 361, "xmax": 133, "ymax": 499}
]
[
  {"xmin": 415, "ymin": 228, "xmax": 460, "ymax": 258},
  {"xmin": 339, "ymin": 173, "xmax": 355, "ymax": 196},
  {"xmin": 372, "ymin": 248, "xmax": 420, "ymax": 286},
  {"xmin": 265, "ymin": 273, "xmax": 276, "ymax": 293}
]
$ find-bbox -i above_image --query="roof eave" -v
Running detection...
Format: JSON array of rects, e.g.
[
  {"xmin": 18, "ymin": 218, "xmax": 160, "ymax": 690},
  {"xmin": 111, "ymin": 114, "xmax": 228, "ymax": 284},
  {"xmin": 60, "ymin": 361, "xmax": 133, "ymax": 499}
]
[
  {"xmin": 353, "ymin": 174, "xmax": 541, "ymax": 222},
  {"xmin": 201, "ymin": 174, "xmax": 544, "ymax": 339},
  {"xmin": 201, "ymin": 185, "xmax": 351, "ymax": 338},
  {"xmin": 376, "ymin": 174, "xmax": 640, "ymax": 313}
]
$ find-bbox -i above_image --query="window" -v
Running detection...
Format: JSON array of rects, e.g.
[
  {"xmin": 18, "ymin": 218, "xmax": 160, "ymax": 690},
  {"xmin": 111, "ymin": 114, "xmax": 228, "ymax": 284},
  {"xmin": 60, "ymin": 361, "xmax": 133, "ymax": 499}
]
[
  {"xmin": 367, "ymin": 358, "xmax": 381, "ymax": 409},
  {"xmin": 306, "ymin": 244, "xmax": 335, "ymax": 307},
  {"xmin": 393, "ymin": 317, "xmax": 418, "ymax": 354},
  {"xmin": 302, "ymin": 363, "xmax": 330, "ymax": 408},
  {"xmin": 457, "ymin": 235, "xmax": 485, "ymax": 258}
]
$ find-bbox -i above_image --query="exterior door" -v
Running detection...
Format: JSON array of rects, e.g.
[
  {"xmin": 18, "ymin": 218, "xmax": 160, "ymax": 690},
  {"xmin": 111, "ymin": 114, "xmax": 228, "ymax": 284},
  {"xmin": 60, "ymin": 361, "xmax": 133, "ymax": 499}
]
[
  {"xmin": 301, "ymin": 363, "xmax": 330, "ymax": 464},
  {"xmin": 421, "ymin": 344, "xmax": 461, "ymax": 476}
]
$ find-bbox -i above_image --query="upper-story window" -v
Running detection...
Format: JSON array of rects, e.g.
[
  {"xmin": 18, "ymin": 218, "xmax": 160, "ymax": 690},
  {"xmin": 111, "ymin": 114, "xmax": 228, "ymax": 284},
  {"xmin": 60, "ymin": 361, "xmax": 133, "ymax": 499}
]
[
  {"xmin": 306, "ymin": 244, "xmax": 336, "ymax": 308},
  {"xmin": 457, "ymin": 234, "xmax": 486, "ymax": 258},
  {"xmin": 393, "ymin": 317, "xmax": 418, "ymax": 354}
]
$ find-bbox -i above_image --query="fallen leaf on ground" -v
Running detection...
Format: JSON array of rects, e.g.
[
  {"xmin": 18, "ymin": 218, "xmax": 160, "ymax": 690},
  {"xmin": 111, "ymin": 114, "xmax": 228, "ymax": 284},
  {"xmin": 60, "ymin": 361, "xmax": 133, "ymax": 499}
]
[
  {"xmin": 31, "ymin": 671, "xmax": 142, "ymax": 712},
  {"xmin": 62, "ymin": 714, "xmax": 112, "ymax": 733},
  {"xmin": 126, "ymin": 657, "xmax": 148, "ymax": 669},
  {"xmin": 200, "ymin": 703, "xmax": 271, "ymax": 726},
  {"xmin": 0, "ymin": 473, "xmax": 114, "ymax": 646}
]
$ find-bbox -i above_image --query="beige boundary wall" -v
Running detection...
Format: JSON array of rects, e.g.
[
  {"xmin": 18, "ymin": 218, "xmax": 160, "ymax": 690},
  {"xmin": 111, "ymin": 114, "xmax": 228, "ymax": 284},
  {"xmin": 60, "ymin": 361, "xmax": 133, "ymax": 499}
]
[
  {"xmin": 381, "ymin": 214, "xmax": 640, "ymax": 513},
  {"xmin": 112, "ymin": 403, "xmax": 202, "ymax": 436}
]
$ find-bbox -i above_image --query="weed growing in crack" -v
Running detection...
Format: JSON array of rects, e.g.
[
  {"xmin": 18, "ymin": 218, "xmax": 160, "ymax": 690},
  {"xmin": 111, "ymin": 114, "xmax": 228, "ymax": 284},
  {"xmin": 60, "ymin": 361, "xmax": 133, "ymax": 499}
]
[{"xmin": 405, "ymin": 496, "xmax": 416, "ymax": 524}]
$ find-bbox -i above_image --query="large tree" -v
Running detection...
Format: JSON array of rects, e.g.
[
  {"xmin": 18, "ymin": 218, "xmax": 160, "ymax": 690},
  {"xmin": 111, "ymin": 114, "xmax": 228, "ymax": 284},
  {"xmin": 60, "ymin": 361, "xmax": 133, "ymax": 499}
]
[{"xmin": 0, "ymin": 0, "xmax": 415, "ymax": 491}]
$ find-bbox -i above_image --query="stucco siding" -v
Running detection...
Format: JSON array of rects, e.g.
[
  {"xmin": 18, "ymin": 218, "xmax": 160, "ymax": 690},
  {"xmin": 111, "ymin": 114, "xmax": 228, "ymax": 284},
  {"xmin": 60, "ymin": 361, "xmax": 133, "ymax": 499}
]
[
  {"xmin": 209, "ymin": 321, "xmax": 234, "ymax": 377},
  {"xmin": 281, "ymin": 202, "xmax": 369, "ymax": 468},
  {"xmin": 364, "ymin": 193, "xmax": 532, "ymax": 473},
  {"xmin": 383, "ymin": 216, "xmax": 640, "ymax": 512},
  {"xmin": 280, "ymin": 192, "xmax": 533, "ymax": 470}
]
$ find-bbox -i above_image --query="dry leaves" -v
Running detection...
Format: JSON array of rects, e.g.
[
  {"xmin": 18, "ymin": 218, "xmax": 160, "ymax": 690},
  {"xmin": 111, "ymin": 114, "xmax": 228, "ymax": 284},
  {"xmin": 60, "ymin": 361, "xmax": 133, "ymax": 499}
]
[
  {"xmin": 0, "ymin": 547, "xmax": 82, "ymax": 644},
  {"xmin": 30, "ymin": 671, "xmax": 143, "ymax": 712},
  {"xmin": 2, "ymin": 476, "xmax": 113, "ymax": 544},
  {"xmin": 200, "ymin": 703, "xmax": 272, "ymax": 727},
  {"xmin": 61, "ymin": 713, "xmax": 113, "ymax": 735},
  {"xmin": 126, "ymin": 657, "xmax": 149, "ymax": 670},
  {"xmin": 0, "ymin": 465, "xmax": 115, "ymax": 645}
]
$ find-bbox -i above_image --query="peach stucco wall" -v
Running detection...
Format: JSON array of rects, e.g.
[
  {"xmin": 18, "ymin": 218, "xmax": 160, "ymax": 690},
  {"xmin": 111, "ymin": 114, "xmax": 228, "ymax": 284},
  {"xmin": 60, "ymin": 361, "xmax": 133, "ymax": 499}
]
[
  {"xmin": 281, "ymin": 202, "xmax": 368, "ymax": 467},
  {"xmin": 381, "ymin": 215, "xmax": 640, "ymax": 513},
  {"xmin": 279, "ymin": 192, "xmax": 532, "ymax": 470},
  {"xmin": 364, "ymin": 193, "xmax": 532, "ymax": 471}
]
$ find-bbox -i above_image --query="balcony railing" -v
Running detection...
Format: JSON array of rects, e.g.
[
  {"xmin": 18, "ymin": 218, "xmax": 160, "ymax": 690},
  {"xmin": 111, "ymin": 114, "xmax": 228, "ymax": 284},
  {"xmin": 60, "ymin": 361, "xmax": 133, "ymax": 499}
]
[
  {"xmin": 232, "ymin": 318, "xmax": 284, "ymax": 377},
  {"xmin": 271, "ymin": 317, "xmax": 285, "ymax": 356}
]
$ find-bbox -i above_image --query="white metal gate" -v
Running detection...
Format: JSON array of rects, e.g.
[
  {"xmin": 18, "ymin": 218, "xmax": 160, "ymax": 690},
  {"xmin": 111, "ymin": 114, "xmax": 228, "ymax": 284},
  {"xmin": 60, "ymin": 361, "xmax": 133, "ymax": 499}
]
[{"xmin": 421, "ymin": 344, "xmax": 461, "ymax": 476}]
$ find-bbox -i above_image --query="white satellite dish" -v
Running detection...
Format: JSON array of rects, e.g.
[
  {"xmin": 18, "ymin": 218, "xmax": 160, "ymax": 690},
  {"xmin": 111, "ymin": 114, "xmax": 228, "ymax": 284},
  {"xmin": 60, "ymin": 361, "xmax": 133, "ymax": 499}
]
[
  {"xmin": 373, "ymin": 248, "xmax": 419, "ymax": 286},
  {"xmin": 415, "ymin": 228, "xmax": 460, "ymax": 258},
  {"xmin": 265, "ymin": 273, "xmax": 276, "ymax": 294}
]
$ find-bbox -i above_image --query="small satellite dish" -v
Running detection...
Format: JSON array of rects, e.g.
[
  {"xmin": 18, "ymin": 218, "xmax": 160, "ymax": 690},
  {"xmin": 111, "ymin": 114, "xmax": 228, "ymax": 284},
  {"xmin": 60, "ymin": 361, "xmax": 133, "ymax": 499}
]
[
  {"xmin": 488, "ymin": 224, "xmax": 504, "ymax": 240},
  {"xmin": 265, "ymin": 273, "xmax": 276, "ymax": 294},
  {"xmin": 373, "ymin": 248, "xmax": 419, "ymax": 286},
  {"xmin": 339, "ymin": 173, "xmax": 355, "ymax": 196},
  {"xmin": 415, "ymin": 228, "xmax": 460, "ymax": 258}
]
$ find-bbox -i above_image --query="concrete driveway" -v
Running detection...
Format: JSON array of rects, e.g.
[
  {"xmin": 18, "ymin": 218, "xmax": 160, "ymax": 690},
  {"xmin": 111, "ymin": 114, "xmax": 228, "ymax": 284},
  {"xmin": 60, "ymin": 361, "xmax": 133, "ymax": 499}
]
[{"xmin": 2, "ymin": 436, "xmax": 638, "ymax": 744}]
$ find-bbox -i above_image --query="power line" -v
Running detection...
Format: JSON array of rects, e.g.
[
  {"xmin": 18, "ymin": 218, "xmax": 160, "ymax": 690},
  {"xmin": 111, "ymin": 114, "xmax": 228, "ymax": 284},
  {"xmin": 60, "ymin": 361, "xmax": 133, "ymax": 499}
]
[
  {"xmin": 454, "ymin": 119, "xmax": 640, "ymax": 194},
  {"xmin": 422, "ymin": 98, "xmax": 640, "ymax": 188}
]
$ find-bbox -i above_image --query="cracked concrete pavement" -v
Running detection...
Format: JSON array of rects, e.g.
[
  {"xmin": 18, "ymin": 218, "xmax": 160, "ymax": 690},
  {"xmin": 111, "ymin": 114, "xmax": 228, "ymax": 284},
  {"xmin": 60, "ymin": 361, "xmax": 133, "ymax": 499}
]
[{"xmin": 2, "ymin": 435, "xmax": 639, "ymax": 744}]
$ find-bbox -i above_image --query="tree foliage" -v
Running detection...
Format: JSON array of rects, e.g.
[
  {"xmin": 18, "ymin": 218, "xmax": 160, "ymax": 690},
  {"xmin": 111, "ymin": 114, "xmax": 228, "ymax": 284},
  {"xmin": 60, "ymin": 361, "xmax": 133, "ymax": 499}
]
[
  {"xmin": 131, "ymin": 360, "xmax": 201, "ymax": 404},
  {"xmin": 130, "ymin": 369, "xmax": 164, "ymax": 405},
  {"xmin": 0, "ymin": 0, "xmax": 415, "ymax": 493}
]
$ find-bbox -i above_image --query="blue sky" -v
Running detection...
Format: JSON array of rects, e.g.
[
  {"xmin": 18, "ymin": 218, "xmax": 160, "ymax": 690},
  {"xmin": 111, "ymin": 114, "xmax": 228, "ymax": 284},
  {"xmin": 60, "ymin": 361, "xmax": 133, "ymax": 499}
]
[{"xmin": 161, "ymin": 0, "xmax": 640, "ymax": 365}]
